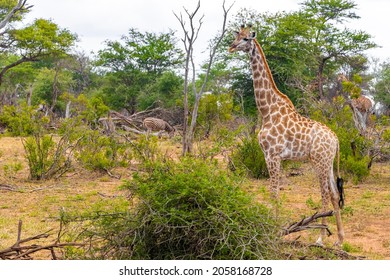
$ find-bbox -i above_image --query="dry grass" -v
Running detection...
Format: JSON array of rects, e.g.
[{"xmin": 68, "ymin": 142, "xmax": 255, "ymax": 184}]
[{"xmin": 1, "ymin": 136, "xmax": 389, "ymax": 259}]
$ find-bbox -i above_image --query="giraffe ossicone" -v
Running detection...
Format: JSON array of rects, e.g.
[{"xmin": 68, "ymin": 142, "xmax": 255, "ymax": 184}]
[{"xmin": 229, "ymin": 25, "xmax": 345, "ymax": 246}]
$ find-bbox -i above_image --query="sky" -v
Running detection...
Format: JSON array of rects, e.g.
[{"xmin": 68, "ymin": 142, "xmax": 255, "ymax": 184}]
[{"xmin": 23, "ymin": 0, "xmax": 390, "ymax": 65}]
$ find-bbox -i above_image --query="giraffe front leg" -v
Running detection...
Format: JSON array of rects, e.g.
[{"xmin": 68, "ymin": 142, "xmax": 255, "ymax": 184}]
[{"xmin": 265, "ymin": 155, "xmax": 281, "ymax": 201}]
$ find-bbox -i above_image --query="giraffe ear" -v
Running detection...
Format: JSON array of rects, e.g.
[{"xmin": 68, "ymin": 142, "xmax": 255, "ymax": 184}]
[
  {"xmin": 250, "ymin": 32, "xmax": 256, "ymax": 39},
  {"xmin": 233, "ymin": 31, "xmax": 239, "ymax": 37}
]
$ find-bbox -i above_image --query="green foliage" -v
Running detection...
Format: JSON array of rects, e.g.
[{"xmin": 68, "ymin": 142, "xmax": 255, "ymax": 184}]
[
  {"xmin": 197, "ymin": 93, "xmax": 233, "ymax": 137},
  {"xmin": 3, "ymin": 161, "xmax": 23, "ymax": 179},
  {"xmin": 22, "ymin": 133, "xmax": 70, "ymax": 180},
  {"xmin": 13, "ymin": 18, "xmax": 76, "ymax": 58},
  {"xmin": 309, "ymin": 96, "xmax": 371, "ymax": 183},
  {"xmin": 341, "ymin": 241, "xmax": 361, "ymax": 253},
  {"xmin": 0, "ymin": 104, "xmax": 49, "ymax": 136},
  {"xmin": 342, "ymin": 77, "xmax": 362, "ymax": 98},
  {"xmin": 226, "ymin": 1, "xmax": 376, "ymax": 103},
  {"xmin": 305, "ymin": 196, "xmax": 321, "ymax": 211},
  {"xmin": 0, "ymin": 14, "xmax": 76, "ymax": 82},
  {"xmin": 374, "ymin": 62, "xmax": 390, "ymax": 110},
  {"xmin": 97, "ymin": 28, "xmax": 183, "ymax": 74},
  {"xmin": 231, "ymin": 133, "xmax": 269, "ymax": 179},
  {"xmin": 383, "ymin": 128, "xmax": 390, "ymax": 142},
  {"xmin": 343, "ymin": 155, "xmax": 370, "ymax": 184},
  {"xmin": 231, "ymin": 71, "xmax": 258, "ymax": 116},
  {"xmin": 130, "ymin": 134, "xmax": 159, "ymax": 165},
  {"xmin": 137, "ymin": 71, "xmax": 183, "ymax": 110},
  {"xmin": 0, "ymin": 0, "xmax": 27, "ymax": 21},
  {"xmin": 96, "ymin": 28, "xmax": 183, "ymax": 113},
  {"xmin": 86, "ymin": 157, "xmax": 280, "ymax": 259},
  {"xmin": 32, "ymin": 67, "xmax": 74, "ymax": 109},
  {"xmin": 74, "ymin": 130, "xmax": 131, "ymax": 172}
]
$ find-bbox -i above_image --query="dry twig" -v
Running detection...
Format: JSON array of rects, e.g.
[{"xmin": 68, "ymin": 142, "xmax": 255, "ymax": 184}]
[
  {"xmin": 282, "ymin": 210, "xmax": 334, "ymax": 236},
  {"xmin": 0, "ymin": 220, "xmax": 85, "ymax": 260}
]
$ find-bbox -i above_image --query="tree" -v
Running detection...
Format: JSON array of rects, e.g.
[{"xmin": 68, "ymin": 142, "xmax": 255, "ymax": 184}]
[
  {"xmin": 0, "ymin": 0, "xmax": 76, "ymax": 85},
  {"xmin": 0, "ymin": 0, "xmax": 31, "ymax": 31},
  {"xmin": 174, "ymin": 0, "xmax": 233, "ymax": 155},
  {"xmin": 373, "ymin": 61, "xmax": 390, "ymax": 113},
  {"xmin": 96, "ymin": 28, "xmax": 183, "ymax": 113},
  {"xmin": 224, "ymin": 0, "xmax": 376, "ymax": 111},
  {"xmin": 300, "ymin": 0, "xmax": 377, "ymax": 99}
]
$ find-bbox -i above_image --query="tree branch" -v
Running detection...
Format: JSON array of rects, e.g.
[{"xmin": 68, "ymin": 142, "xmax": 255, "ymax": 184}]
[
  {"xmin": 0, "ymin": 0, "xmax": 33, "ymax": 31},
  {"xmin": 282, "ymin": 210, "xmax": 334, "ymax": 236}
]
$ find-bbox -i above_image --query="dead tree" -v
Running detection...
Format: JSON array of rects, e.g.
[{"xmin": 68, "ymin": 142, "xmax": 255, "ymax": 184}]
[{"xmin": 174, "ymin": 0, "xmax": 233, "ymax": 155}]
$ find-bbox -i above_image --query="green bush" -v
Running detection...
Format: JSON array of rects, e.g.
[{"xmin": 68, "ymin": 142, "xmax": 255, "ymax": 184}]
[
  {"xmin": 22, "ymin": 133, "xmax": 70, "ymax": 180},
  {"xmin": 3, "ymin": 161, "xmax": 23, "ymax": 179},
  {"xmin": 343, "ymin": 155, "xmax": 370, "ymax": 184},
  {"xmin": 75, "ymin": 130, "xmax": 131, "ymax": 172},
  {"xmin": 230, "ymin": 134, "xmax": 269, "ymax": 179},
  {"xmin": 76, "ymin": 157, "xmax": 280, "ymax": 260},
  {"xmin": 197, "ymin": 93, "xmax": 234, "ymax": 137},
  {"xmin": 309, "ymin": 97, "xmax": 371, "ymax": 183},
  {"xmin": 0, "ymin": 104, "xmax": 49, "ymax": 136}
]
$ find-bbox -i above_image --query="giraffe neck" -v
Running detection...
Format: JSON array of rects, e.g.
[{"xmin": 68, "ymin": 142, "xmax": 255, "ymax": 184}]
[{"xmin": 249, "ymin": 40, "xmax": 295, "ymax": 119}]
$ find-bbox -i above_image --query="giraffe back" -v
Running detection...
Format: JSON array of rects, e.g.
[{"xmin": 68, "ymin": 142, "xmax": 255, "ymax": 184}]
[{"xmin": 352, "ymin": 96, "xmax": 373, "ymax": 113}]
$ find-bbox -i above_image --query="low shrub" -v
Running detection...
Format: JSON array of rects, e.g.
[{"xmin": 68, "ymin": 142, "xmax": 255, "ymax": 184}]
[
  {"xmin": 72, "ymin": 157, "xmax": 280, "ymax": 260},
  {"xmin": 74, "ymin": 130, "xmax": 131, "ymax": 173},
  {"xmin": 230, "ymin": 133, "xmax": 269, "ymax": 179},
  {"xmin": 0, "ymin": 104, "xmax": 49, "ymax": 136},
  {"xmin": 22, "ymin": 133, "xmax": 71, "ymax": 180}
]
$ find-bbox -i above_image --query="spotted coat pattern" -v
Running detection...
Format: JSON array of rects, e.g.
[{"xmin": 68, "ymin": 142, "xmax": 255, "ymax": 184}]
[{"xmin": 229, "ymin": 26, "xmax": 344, "ymax": 246}]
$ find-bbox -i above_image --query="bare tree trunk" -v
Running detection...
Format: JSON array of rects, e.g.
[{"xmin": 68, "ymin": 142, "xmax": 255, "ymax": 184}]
[
  {"xmin": 175, "ymin": 0, "xmax": 233, "ymax": 156},
  {"xmin": 50, "ymin": 65, "xmax": 60, "ymax": 114},
  {"xmin": 65, "ymin": 100, "xmax": 71, "ymax": 118},
  {"xmin": 11, "ymin": 84, "xmax": 21, "ymax": 106},
  {"xmin": 317, "ymin": 60, "xmax": 325, "ymax": 100},
  {"xmin": 26, "ymin": 83, "xmax": 33, "ymax": 106}
]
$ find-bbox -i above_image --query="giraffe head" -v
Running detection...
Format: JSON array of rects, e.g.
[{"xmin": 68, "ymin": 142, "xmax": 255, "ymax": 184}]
[{"xmin": 228, "ymin": 24, "xmax": 256, "ymax": 53}]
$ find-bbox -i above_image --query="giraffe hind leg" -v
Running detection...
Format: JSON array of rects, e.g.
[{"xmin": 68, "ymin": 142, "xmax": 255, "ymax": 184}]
[
  {"xmin": 329, "ymin": 172, "xmax": 345, "ymax": 246},
  {"xmin": 315, "ymin": 172, "xmax": 331, "ymax": 246}
]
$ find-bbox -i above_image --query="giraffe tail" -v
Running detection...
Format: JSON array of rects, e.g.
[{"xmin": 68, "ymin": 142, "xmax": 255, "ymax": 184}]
[{"xmin": 336, "ymin": 141, "xmax": 345, "ymax": 209}]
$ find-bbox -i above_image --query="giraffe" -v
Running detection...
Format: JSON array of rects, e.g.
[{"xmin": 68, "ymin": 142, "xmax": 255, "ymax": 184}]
[
  {"xmin": 337, "ymin": 73, "xmax": 374, "ymax": 135},
  {"xmin": 229, "ymin": 25, "xmax": 345, "ymax": 246},
  {"xmin": 351, "ymin": 95, "xmax": 374, "ymax": 136}
]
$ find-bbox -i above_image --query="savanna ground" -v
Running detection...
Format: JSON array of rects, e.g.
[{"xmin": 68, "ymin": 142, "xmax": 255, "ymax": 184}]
[{"xmin": 0, "ymin": 136, "xmax": 389, "ymax": 259}]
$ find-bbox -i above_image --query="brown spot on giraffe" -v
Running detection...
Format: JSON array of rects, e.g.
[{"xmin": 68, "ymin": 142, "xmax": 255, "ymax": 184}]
[{"xmin": 229, "ymin": 25, "xmax": 345, "ymax": 246}]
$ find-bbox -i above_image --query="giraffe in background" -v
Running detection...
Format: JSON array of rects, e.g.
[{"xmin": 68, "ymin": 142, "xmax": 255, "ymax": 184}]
[
  {"xmin": 229, "ymin": 25, "xmax": 345, "ymax": 246},
  {"xmin": 337, "ymin": 73, "xmax": 374, "ymax": 135}
]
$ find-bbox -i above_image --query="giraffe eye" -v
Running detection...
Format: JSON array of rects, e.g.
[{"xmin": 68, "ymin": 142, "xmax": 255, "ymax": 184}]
[{"xmin": 243, "ymin": 38, "xmax": 249, "ymax": 41}]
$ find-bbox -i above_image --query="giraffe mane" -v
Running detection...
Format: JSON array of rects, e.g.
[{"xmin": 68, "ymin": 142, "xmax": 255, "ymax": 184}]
[{"xmin": 253, "ymin": 39, "xmax": 295, "ymax": 110}]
